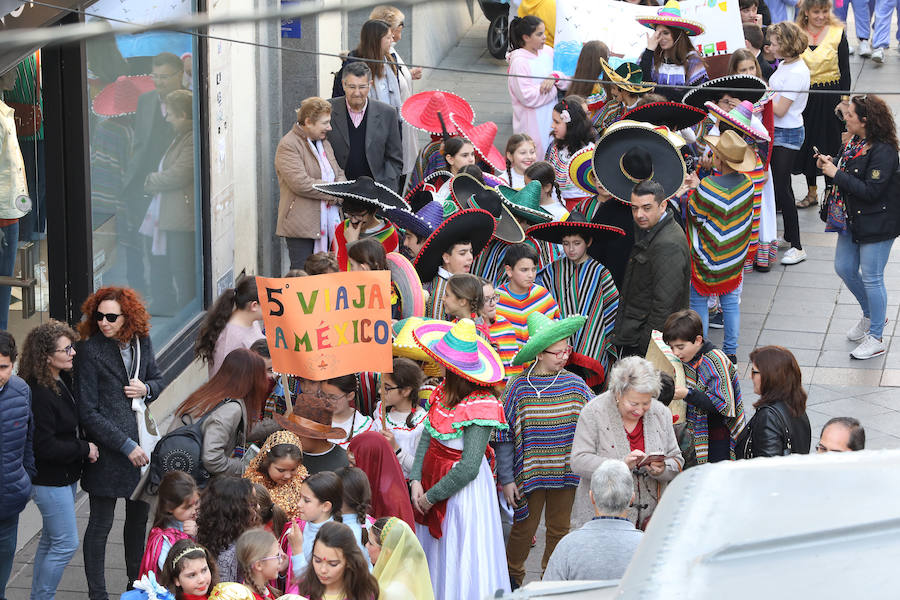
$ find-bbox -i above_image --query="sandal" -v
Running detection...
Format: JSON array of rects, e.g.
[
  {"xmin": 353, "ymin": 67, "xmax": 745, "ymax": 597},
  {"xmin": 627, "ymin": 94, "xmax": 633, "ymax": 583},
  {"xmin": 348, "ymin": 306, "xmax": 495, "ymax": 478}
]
[{"xmin": 795, "ymin": 192, "xmax": 818, "ymax": 208}]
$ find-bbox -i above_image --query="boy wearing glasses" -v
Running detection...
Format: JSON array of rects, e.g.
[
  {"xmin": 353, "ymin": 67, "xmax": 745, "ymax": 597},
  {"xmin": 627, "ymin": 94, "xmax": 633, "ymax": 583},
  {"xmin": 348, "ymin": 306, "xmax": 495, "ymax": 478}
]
[
  {"xmin": 494, "ymin": 311, "xmax": 592, "ymax": 589},
  {"xmin": 662, "ymin": 309, "xmax": 746, "ymax": 465}
]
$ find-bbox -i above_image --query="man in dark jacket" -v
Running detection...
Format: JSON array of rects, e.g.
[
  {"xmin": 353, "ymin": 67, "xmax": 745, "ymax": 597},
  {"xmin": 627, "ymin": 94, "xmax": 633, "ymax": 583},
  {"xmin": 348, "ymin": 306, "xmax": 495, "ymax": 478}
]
[
  {"xmin": 0, "ymin": 331, "xmax": 35, "ymax": 599},
  {"xmin": 612, "ymin": 180, "xmax": 690, "ymax": 357}
]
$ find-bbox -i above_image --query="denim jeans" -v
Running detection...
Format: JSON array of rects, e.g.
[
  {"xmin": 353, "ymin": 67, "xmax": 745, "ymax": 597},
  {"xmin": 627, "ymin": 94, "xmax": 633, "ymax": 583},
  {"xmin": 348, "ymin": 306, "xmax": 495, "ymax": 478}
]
[
  {"xmin": 834, "ymin": 232, "xmax": 895, "ymax": 339},
  {"xmin": 873, "ymin": 0, "xmax": 900, "ymax": 47},
  {"xmin": 835, "ymin": 0, "xmax": 871, "ymax": 40},
  {"xmin": 691, "ymin": 284, "xmax": 742, "ymax": 355},
  {"xmin": 31, "ymin": 483, "xmax": 79, "ymax": 600},
  {"xmin": 18, "ymin": 139, "xmax": 45, "ymax": 242},
  {"xmin": 0, "ymin": 514, "xmax": 19, "ymax": 600},
  {"xmin": 83, "ymin": 495, "xmax": 149, "ymax": 600},
  {"xmin": 0, "ymin": 221, "xmax": 19, "ymax": 331}
]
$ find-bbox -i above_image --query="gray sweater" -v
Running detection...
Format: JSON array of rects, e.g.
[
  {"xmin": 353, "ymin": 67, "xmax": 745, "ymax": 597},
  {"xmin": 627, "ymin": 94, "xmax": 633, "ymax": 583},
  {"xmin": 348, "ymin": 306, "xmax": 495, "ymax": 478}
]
[{"xmin": 543, "ymin": 517, "xmax": 643, "ymax": 582}]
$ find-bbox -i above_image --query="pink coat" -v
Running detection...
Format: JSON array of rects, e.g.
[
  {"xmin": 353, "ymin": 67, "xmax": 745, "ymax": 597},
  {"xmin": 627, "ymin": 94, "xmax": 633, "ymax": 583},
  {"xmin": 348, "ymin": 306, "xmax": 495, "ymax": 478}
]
[{"xmin": 507, "ymin": 46, "xmax": 560, "ymax": 158}]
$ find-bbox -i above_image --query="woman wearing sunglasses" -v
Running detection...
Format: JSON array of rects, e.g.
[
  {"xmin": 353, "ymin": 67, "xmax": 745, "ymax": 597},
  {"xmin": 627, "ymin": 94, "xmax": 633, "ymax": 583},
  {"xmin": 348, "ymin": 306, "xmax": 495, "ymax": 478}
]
[{"xmin": 75, "ymin": 286, "xmax": 164, "ymax": 599}]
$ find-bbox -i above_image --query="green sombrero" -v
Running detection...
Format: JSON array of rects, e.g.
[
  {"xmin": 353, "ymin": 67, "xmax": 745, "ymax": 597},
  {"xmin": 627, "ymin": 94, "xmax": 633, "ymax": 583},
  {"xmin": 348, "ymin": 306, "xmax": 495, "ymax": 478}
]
[
  {"xmin": 513, "ymin": 312, "xmax": 587, "ymax": 366},
  {"xmin": 600, "ymin": 59, "xmax": 656, "ymax": 95},
  {"xmin": 498, "ymin": 181, "xmax": 553, "ymax": 224}
]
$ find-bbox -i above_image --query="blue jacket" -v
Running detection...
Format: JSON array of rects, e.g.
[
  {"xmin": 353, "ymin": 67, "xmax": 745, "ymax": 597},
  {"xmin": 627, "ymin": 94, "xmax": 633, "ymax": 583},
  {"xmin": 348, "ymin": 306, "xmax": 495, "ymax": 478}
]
[{"xmin": 0, "ymin": 375, "xmax": 35, "ymax": 520}]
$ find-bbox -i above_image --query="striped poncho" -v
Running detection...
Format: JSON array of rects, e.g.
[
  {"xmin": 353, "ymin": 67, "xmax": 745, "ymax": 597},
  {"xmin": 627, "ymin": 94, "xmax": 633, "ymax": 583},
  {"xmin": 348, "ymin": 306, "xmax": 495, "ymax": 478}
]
[
  {"xmin": 595, "ymin": 100, "xmax": 625, "ymax": 135},
  {"xmin": 536, "ymin": 256, "xmax": 619, "ymax": 388},
  {"xmin": 333, "ymin": 218, "xmax": 398, "ymax": 271},
  {"xmin": 472, "ymin": 238, "xmax": 510, "ymax": 286},
  {"xmin": 487, "ymin": 314, "xmax": 519, "ymax": 379},
  {"xmin": 525, "ymin": 235, "xmax": 563, "ymax": 271},
  {"xmin": 741, "ymin": 143, "xmax": 765, "ymax": 273},
  {"xmin": 686, "ymin": 173, "xmax": 755, "ymax": 295},
  {"xmin": 683, "ymin": 345, "xmax": 746, "ymax": 464},
  {"xmin": 496, "ymin": 369, "xmax": 592, "ymax": 521},
  {"xmin": 424, "ymin": 273, "xmax": 450, "ymax": 319},
  {"xmin": 496, "ymin": 283, "xmax": 560, "ymax": 378}
]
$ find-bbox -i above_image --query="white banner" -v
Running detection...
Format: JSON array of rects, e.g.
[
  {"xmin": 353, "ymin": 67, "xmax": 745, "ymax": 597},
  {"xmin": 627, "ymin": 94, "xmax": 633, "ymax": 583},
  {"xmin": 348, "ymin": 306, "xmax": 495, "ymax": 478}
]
[{"xmin": 553, "ymin": 0, "xmax": 744, "ymax": 76}]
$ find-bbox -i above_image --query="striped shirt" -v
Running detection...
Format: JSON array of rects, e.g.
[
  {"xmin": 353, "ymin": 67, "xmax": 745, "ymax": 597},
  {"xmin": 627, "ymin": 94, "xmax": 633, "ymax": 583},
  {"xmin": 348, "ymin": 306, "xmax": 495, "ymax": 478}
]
[
  {"xmin": 487, "ymin": 314, "xmax": 519, "ymax": 379},
  {"xmin": 684, "ymin": 346, "xmax": 746, "ymax": 464},
  {"xmin": 3, "ymin": 53, "xmax": 42, "ymax": 141},
  {"xmin": 496, "ymin": 283, "xmax": 560, "ymax": 378},
  {"xmin": 333, "ymin": 218, "xmax": 399, "ymax": 271}
]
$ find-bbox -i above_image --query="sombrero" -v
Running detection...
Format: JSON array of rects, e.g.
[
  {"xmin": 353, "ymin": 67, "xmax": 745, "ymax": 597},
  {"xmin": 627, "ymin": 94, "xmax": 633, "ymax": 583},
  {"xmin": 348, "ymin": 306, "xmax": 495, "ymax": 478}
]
[
  {"xmin": 401, "ymin": 90, "xmax": 475, "ymax": 136},
  {"xmin": 404, "ymin": 170, "xmax": 451, "ymax": 212},
  {"xmin": 705, "ymin": 100, "xmax": 770, "ymax": 142},
  {"xmin": 412, "ymin": 208, "xmax": 495, "ymax": 282},
  {"xmin": 92, "ymin": 75, "xmax": 155, "ymax": 117},
  {"xmin": 622, "ymin": 101, "xmax": 708, "ymax": 131},
  {"xmin": 681, "ymin": 74, "xmax": 768, "ymax": 110},
  {"xmin": 451, "ymin": 173, "xmax": 525, "ymax": 243},
  {"xmin": 525, "ymin": 211, "xmax": 626, "ymax": 246},
  {"xmin": 386, "ymin": 252, "xmax": 425, "ymax": 318},
  {"xmin": 513, "ymin": 312, "xmax": 587, "ymax": 366},
  {"xmin": 413, "ymin": 318, "xmax": 504, "ymax": 384},
  {"xmin": 449, "ymin": 113, "xmax": 506, "ymax": 173},
  {"xmin": 498, "ymin": 181, "xmax": 553, "ymax": 224},
  {"xmin": 313, "ymin": 176, "xmax": 410, "ymax": 212},
  {"xmin": 600, "ymin": 59, "xmax": 656, "ymax": 95},
  {"xmin": 392, "ymin": 317, "xmax": 443, "ymax": 377},
  {"xmin": 385, "ymin": 200, "xmax": 445, "ymax": 241},
  {"xmin": 593, "ymin": 120, "xmax": 686, "ymax": 202},
  {"xmin": 703, "ymin": 130, "xmax": 758, "ymax": 172},
  {"xmin": 274, "ymin": 394, "xmax": 347, "ymax": 440},
  {"xmin": 636, "ymin": 0, "xmax": 705, "ymax": 36},
  {"xmin": 568, "ymin": 145, "xmax": 598, "ymax": 196}
]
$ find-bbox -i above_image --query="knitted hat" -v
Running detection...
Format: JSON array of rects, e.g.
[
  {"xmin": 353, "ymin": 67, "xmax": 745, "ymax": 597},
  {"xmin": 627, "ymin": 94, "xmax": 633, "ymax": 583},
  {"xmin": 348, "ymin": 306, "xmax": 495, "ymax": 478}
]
[
  {"xmin": 413, "ymin": 318, "xmax": 504, "ymax": 384},
  {"xmin": 497, "ymin": 181, "xmax": 553, "ymax": 224},
  {"xmin": 401, "ymin": 90, "xmax": 475, "ymax": 136},
  {"xmin": 600, "ymin": 59, "xmax": 656, "ymax": 94},
  {"xmin": 449, "ymin": 113, "xmax": 506, "ymax": 173},
  {"xmin": 512, "ymin": 312, "xmax": 587, "ymax": 366},
  {"xmin": 526, "ymin": 211, "xmax": 626, "ymax": 246},
  {"xmin": 568, "ymin": 145, "xmax": 598, "ymax": 196},
  {"xmin": 705, "ymin": 100, "xmax": 770, "ymax": 142},
  {"xmin": 386, "ymin": 252, "xmax": 425, "ymax": 319},
  {"xmin": 636, "ymin": 0, "xmax": 705, "ymax": 36},
  {"xmin": 313, "ymin": 176, "xmax": 410, "ymax": 212},
  {"xmin": 703, "ymin": 130, "xmax": 758, "ymax": 172},
  {"xmin": 622, "ymin": 101, "xmax": 708, "ymax": 131},
  {"xmin": 92, "ymin": 75, "xmax": 155, "ymax": 117}
]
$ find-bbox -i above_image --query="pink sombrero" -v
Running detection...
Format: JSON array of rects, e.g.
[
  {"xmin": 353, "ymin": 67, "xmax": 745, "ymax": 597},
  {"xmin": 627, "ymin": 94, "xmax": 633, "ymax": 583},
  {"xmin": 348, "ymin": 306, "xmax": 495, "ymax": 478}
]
[
  {"xmin": 401, "ymin": 90, "xmax": 475, "ymax": 136},
  {"xmin": 704, "ymin": 100, "xmax": 770, "ymax": 142},
  {"xmin": 413, "ymin": 318, "xmax": 504, "ymax": 384},
  {"xmin": 92, "ymin": 75, "xmax": 155, "ymax": 117},
  {"xmin": 386, "ymin": 252, "xmax": 426, "ymax": 318},
  {"xmin": 637, "ymin": 0, "xmax": 704, "ymax": 36},
  {"xmin": 449, "ymin": 113, "xmax": 506, "ymax": 173}
]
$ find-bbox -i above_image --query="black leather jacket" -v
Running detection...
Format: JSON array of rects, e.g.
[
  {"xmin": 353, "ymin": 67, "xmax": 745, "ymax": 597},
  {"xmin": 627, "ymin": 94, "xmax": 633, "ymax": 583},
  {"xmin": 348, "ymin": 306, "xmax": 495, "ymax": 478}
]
[
  {"xmin": 833, "ymin": 141, "xmax": 900, "ymax": 244},
  {"xmin": 741, "ymin": 401, "xmax": 812, "ymax": 458}
]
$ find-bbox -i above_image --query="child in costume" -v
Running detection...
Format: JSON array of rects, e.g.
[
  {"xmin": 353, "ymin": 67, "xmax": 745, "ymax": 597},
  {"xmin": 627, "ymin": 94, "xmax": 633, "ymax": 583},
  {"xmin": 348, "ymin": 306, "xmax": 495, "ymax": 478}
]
[
  {"xmin": 243, "ymin": 430, "xmax": 309, "ymax": 521},
  {"xmin": 159, "ymin": 539, "xmax": 218, "ymax": 600},
  {"xmin": 140, "ymin": 471, "xmax": 199, "ymax": 578},
  {"xmin": 335, "ymin": 466, "xmax": 376, "ymax": 558},
  {"xmin": 296, "ymin": 522, "xmax": 380, "ymax": 600},
  {"xmin": 235, "ymin": 529, "xmax": 282, "ymax": 599},
  {"xmin": 366, "ymin": 517, "xmax": 435, "ymax": 600},
  {"xmin": 500, "ymin": 134, "xmax": 537, "ymax": 189},
  {"xmin": 372, "ymin": 357, "xmax": 428, "ymax": 478}
]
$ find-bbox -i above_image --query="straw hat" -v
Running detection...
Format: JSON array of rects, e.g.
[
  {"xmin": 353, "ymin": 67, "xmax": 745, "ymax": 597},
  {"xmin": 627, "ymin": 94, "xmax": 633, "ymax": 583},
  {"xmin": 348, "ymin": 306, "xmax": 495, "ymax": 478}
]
[
  {"xmin": 386, "ymin": 252, "xmax": 425, "ymax": 319},
  {"xmin": 413, "ymin": 318, "xmax": 504, "ymax": 384},
  {"xmin": 568, "ymin": 145, "xmax": 598, "ymax": 196},
  {"xmin": 636, "ymin": 0, "xmax": 705, "ymax": 36},
  {"xmin": 313, "ymin": 176, "xmax": 410, "ymax": 212},
  {"xmin": 513, "ymin": 312, "xmax": 587, "ymax": 366},
  {"xmin": 449, "ymin": 113, "xmax": 507, "ymax": 173},
  {"xmin": 401, "ymin": 90, "xmax": 475, "ymax": 136},
  {"xmin": 497, "ymin": 181, "xmax": 553, "ymax": 224},
  {"xmin": 451, "ymin": 173, "xmax": 525, "ymax": 243},
  {"xmin": 705, "ymin": 100, "xmax": 770, "ymax": 142},
  {"xmin": 525, "ymin": 211, "xmax": 626, "ymax": 246},
  {"xmin": 600, "ymin": 59, "xmax": 656, "ymax": 95},
  {"xmin": 622, "ymin": 101, "xmax": 708, "ymax": 131},
  {"xmin": 681, "ymin": 74, "xmax": 768, "ymax": 109},
  {"xmin": 412, "ymin": 208, "xmax": 495, "ymax": 282},
  {"xmin": 392, "ymin": 317, "xmax": 442, "ymax": 376},
  {"xmin": 703, "ymin": 130, "xmax": 758, "ymax": 172}
]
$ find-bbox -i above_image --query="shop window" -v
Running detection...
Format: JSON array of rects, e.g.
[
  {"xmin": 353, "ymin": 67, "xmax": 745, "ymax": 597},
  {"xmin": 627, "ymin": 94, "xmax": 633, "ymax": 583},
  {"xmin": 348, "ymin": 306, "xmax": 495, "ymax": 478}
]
[{"xmin": 85, "ymin": 0, "xmax": 201, "ymax": 349}]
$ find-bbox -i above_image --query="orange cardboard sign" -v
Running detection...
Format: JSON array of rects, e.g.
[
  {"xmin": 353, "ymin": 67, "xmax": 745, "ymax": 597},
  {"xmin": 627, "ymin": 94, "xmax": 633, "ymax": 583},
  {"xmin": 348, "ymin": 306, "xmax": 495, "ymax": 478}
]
[{"xmin": 256, "ymin": 272, "xmax": 392, "ymax": 380}]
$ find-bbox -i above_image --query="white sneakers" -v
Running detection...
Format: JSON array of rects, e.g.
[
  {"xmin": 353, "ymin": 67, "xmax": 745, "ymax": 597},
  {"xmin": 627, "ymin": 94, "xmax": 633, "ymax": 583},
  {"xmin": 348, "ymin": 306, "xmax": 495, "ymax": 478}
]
[
  {"xmin": 858, "ymin": 40, "xmax": 873, "ymax": 57},
  {"xmin": 851, "ymin": 334, "xmax": 886, "ymax": 360},
  {"xmin": 780, "ymin": 248, "xmax": 807, "ymax": 265},
  {"xmin": 872, "ymin": 47, "xmax": 885, "ymax": 63},
  {"xmin": 847, "ymin": 316, "xmax": 872, "ymax": 342}
]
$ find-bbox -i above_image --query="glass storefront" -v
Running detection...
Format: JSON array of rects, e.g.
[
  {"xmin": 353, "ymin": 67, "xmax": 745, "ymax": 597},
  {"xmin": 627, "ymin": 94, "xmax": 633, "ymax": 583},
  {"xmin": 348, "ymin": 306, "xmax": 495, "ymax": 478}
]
[{"xmin": 85, "ymin": 0, "xmax": 202, "ymax": 348}]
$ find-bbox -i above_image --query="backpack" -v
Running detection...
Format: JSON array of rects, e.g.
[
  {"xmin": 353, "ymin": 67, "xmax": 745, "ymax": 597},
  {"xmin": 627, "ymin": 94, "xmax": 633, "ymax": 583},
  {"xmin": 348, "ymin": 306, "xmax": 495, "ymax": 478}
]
[{"xmin": 146, "ymin": 400, "xmax": 233, "ymax": 494}]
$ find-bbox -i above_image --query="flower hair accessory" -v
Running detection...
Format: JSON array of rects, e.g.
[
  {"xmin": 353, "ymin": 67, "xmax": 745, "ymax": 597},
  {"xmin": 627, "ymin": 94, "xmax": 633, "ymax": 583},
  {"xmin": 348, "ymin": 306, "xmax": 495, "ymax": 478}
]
[{"xmin": 560, "ymin": 109, "xmax": 571, "ymax": 123}]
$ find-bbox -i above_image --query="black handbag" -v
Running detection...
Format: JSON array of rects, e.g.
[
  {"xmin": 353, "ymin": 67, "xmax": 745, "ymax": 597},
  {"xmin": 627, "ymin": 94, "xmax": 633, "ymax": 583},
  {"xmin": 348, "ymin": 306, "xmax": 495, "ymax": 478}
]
[{"xmin": 738, "ymin": 403, "xmax": 793, "ymax": 458}]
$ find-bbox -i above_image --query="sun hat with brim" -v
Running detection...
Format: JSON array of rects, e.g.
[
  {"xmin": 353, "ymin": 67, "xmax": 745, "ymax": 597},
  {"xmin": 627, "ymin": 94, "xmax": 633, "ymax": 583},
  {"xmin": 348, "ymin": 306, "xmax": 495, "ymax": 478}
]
[
  {"xmin": 568, "ymin": 145, "xmax": 598, "ymax": 196},
  {"xmin": 313, "ymin": 176, "xmax": 410, "ymax": 212},
  {"xmin": 703, "ymin": 131, "xmax": 758, "ymax": 172},
  {"xmin": 705, "ymin": 100, "xmax": 770, "ymax": 142},
  {"xmin": 274, "ymin": 394, "xmax": 348, "ymax": 440},
  {"xmin": 401, "ymin": 90, "xmax": 475, "ymax": 136},
  {"xmin": 600, "ymin": 59, "xmax": 656, "ymax": 95},
  {"xmin": 525, "ymin": 210, "xmax": 626, "ymax": 246},
  {"xmin": 392, "ymin": 317, "xmax": 443, "ymax": 376},
  {"xmin": 404, "ymin": 170, "xmax": 451, "ymax": 211},
  {"xmin": 512, "ymin": 312, "xmax": 588, "ymax": 366},
  {"xmin": 449, "ymin": 113, "xmax": 506, "ymax": 173},
  {"xmin": 636, "ymin": 0, "xmax": 705, "ymax": 36},
  {"xmin": 385, "ymin": 200, "xmax": 445, "ymax": 241},
  {"xmin": 681, "ymin": 74, "xmax": 768, "ymax": 110},
  {"xmin": 451, "ymin": 173, "xmax": 525, "ymax": 243},
  {"xmin": 92, "ymin": 75, "xmax": 156, "ymax": 117},
  {"xmin": 386, "ymin": 252, "xmax": 425, "ymax": 319},
  {"xmin": 413, "ymin": 318, "xmax": 504, "ymax": 384},
  {"xmin": 593, "ymin": 120, "xmax": 686, "ymax": 202},
  {"xmin": 498, "ymin": 181, "xmax": 553, "ymax": 224},
  {"xmin": 413, "ymin": 208, "xmax": 496, "ymax": 282},
  {"xmin": 622, "ymin": 101, "xmax": 708, "ymax": 131}
]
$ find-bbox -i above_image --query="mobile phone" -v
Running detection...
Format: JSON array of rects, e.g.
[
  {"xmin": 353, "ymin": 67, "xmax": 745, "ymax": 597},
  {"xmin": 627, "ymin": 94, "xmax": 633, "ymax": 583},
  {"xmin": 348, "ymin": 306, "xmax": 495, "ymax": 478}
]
[
  {"xmin": 812, "ymin": 146, "xmax": 820, "ymax": 156},
  {"xmin": 637, "ymin": 454, "xmax": 666, "ymax": 468}
]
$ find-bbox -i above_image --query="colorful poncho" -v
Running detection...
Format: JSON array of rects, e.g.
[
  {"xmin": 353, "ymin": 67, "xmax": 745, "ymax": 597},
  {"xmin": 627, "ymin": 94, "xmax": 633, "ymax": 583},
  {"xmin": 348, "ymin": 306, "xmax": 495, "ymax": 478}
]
[
  {"xmin": 487, "ymin": 314, "xmax": 519, "ymax": 378},
  {"xmin": 333, "ymin": 218, "xmax": 399, "ymax": 271},
  {"xmin": 683, "ymin": 345, "xmax": 746, "ymax": 464},
  {"xmin": 472, "ymin": 238, "xmax": 510, "ymax": 286},
  {"xmin": 496, "ymin": 283, "xmax": 561, "ymax": 378},
  {"xmin": 424, "ymin": 384, "xmax": 508, "ymax": 440},
  {"xmin": 686, "ymin": 174, "xmax": 755, "ymax": 295},
  {"xmin": 595, "ymin": 100, "xmax": 625, "ymax": 135},
  {"xmin": 536, "ymin": 255, "xmax": 619, "ymax": 387},
  {"xmin": 423, "ymin": 272, "xmax": 450, "ymax": 319}
]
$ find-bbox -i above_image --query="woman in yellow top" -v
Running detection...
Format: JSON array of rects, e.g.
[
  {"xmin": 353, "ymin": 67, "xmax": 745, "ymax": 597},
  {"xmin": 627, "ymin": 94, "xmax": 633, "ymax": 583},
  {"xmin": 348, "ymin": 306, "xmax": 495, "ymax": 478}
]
[
  {"xmin": 793, "ymin": 0, "xmax": 850, "ymax": 208},
  {"xmin": 518, "ymin": 0, "xmax": 556, "ymax": 47},
  {"xmin": 243, "ymin": 430, "xmax": 309, "ymax": 521}
]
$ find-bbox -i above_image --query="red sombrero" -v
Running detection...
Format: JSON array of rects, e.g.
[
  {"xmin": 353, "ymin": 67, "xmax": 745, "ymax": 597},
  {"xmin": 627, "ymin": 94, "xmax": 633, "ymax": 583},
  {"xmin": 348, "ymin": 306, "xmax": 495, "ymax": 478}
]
[
  {"xmin": 401, "ymin": 90, "xmax": 475, "ymax": 136},
  {"xmin": 449, "ymin": 113, "xmax": 506, "ymax": 173},
  {"xmin": 92, "ymin": 75, "xmax": 155, "ymax": 117}
]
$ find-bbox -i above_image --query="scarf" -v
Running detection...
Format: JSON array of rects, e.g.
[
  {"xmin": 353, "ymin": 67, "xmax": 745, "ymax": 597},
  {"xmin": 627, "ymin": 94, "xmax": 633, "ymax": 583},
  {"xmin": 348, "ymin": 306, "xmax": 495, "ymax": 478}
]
[{"xmin": 824, "ymin": 136, "xmax": 866, "ymax": 233}]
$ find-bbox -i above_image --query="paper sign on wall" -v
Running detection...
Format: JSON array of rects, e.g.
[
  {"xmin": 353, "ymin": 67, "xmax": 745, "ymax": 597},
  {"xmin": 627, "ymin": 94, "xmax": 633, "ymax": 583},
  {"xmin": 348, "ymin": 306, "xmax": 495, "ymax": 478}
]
[{"xmin": 256, "ymin": 272, "xmax": 392, "ymax": 380}]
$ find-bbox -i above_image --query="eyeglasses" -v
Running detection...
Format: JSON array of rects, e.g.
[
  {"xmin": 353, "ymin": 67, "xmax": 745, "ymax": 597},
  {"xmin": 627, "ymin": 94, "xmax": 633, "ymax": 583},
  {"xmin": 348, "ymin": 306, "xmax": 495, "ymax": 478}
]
[
  {"xmin": 259, "ymin": 552, "xmax": 287, "ymax": 563},
  {"xmin": 483, "ymin": 294, "xmax": 500, "ymax": 305},
  {"xmin": 381, "ymin": 382, "xmax": 400, "ymax": 392},
  {"xmin": 815, "ymin": 443, "xmax": 844, "ymax": 453},
  {"xmin": 541, "ymin": 345, "xmax": 573, "ymax": 359},
  {"xmin": 94, "ymin": 311, "xmax": 122, "ymax": 323},
  {"xmin": 315, "ymin": 390, "xmax": 351, "ymax": 402},
  {"xmin": 54, "ymin": 345, "xmax": 75, "ymax": 356}
]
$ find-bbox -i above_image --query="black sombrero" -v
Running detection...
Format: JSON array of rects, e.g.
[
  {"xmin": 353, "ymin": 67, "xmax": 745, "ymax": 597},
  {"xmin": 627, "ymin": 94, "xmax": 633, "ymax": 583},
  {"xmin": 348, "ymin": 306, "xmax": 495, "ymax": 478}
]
[
  {"xmin": 313, "ymin": 176, "xmax": 410, "ymax": 212},
  {"xmin": 526, "ymin": 211, "xmax": 626, "ymax": 245},
  {"xmin": 450, "ymin": 173, "xmax": 525, "ymax": 244},
  {"xmin": 412, "ymin": 208, "xmax": 496, "ymax": 282},
  {"xmin": 592, "ymin": 120, "xmax": 686, "ymax": 202},
  {"xmin": 622, "ymin": 101, "xmax": 708, "ymax": 131},
  {"xmin": 681, "ymin": 75, "xmax": 768, "ymax": 110}
]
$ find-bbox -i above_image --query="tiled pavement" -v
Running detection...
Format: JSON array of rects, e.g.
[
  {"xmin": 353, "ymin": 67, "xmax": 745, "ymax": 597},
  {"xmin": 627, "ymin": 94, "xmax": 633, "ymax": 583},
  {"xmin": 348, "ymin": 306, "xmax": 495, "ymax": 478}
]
[{"xmin": 10, "ymin": 13, "xmax": 900, "ymax": 598}]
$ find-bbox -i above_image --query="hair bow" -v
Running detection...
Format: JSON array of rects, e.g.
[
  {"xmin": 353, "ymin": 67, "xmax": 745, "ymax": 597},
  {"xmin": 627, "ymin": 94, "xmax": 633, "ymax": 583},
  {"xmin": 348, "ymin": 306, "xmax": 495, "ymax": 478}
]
[{"xmin": 130, "ymin": 573, "xmax": 175, "ymax": 600}]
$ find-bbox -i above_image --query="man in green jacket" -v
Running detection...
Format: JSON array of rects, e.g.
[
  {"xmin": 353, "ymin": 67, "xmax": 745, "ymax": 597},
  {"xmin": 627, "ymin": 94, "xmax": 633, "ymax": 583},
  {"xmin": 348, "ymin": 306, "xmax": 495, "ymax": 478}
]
[{"xmin": 611, "ymin": 180, "xmax": 690, "ymax": 357}]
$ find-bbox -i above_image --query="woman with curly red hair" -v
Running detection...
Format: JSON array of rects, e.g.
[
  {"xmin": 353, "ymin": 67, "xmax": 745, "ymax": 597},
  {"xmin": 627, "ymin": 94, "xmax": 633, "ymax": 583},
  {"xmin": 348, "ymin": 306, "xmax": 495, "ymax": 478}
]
[{"xmin": 75, "ymin": 286, "xmax": 163, "ymax": 599}]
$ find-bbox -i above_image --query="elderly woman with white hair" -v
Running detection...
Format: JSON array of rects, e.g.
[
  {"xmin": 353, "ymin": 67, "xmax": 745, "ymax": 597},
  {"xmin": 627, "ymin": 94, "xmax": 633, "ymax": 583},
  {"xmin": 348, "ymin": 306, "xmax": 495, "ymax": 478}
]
[{"xmin": 570, "ymin": 356, "xmax": 683, "ymax": 530}]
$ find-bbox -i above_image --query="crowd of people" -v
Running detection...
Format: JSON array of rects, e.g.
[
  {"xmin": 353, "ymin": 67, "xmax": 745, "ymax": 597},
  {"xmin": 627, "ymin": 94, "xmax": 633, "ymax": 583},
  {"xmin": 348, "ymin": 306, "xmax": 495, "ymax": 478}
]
[{"xmin": 0, "ymin": 1, "xmax": 896, "ymax": 599}]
